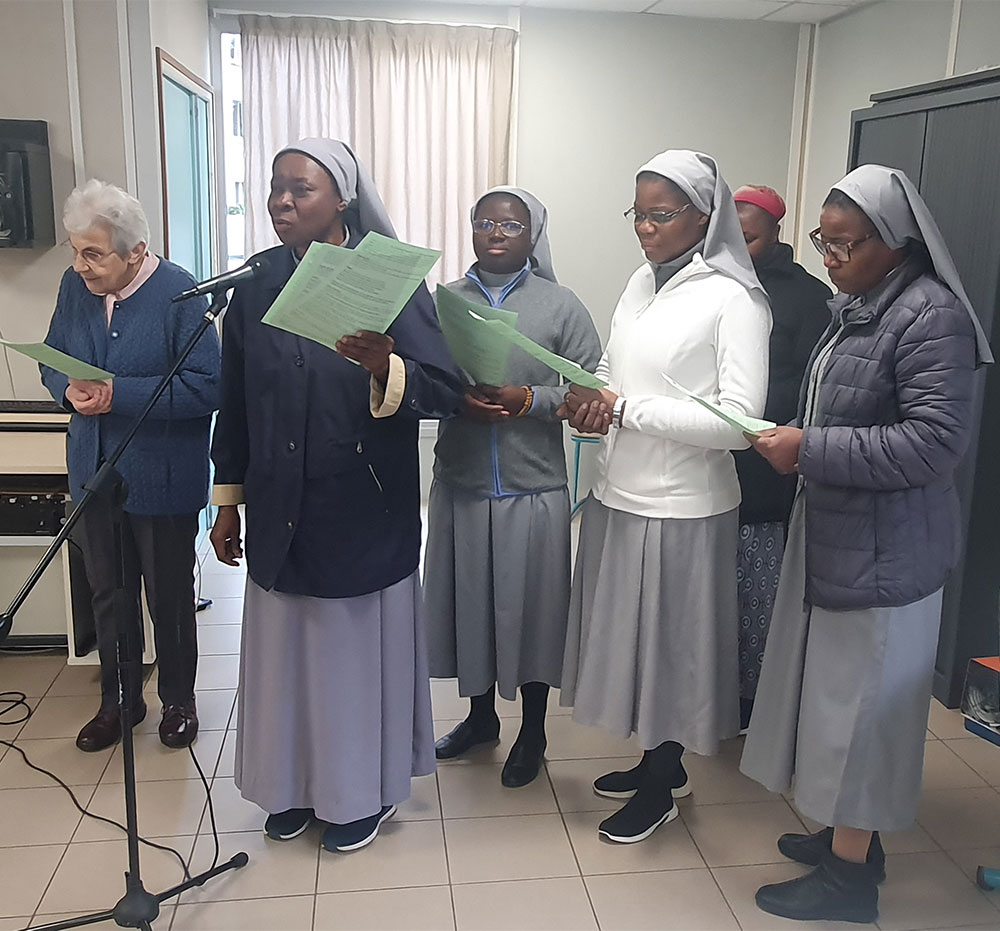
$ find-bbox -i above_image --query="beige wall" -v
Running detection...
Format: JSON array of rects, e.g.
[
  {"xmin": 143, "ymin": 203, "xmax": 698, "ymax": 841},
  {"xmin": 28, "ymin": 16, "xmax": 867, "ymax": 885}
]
[{"xmin": 150, "ymin": 0, "xmax": 211, "ymax": 81}]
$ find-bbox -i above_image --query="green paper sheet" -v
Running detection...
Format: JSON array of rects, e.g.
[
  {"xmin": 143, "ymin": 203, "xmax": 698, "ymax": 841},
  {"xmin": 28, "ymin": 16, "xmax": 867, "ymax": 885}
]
[
  {"xmin": 435, "ymin": 286, "xmax": 518, "ymax": 386},
  {"xmin": 2, "ymin": 340, "xmax": 114, "ymax": 381},
  {"xmin": 475, "ymin": 315, "xmax": 606, "ymax": 390},
  {"xmin": 262, "ymin": 232, "xmax": 441, "ymax": 350},
  {"xmin": 662, "ymin": 373, "xmax": 775, "ymax": 436}
]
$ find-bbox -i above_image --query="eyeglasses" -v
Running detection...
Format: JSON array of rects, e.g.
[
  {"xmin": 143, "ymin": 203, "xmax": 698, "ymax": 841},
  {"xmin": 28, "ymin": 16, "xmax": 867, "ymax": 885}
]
[
  {"xmin": 65, "ymin": 242, "xmax": 118, "ymax": 267},
  {"xmin": 472, "ymin": 219, "xmax": 526, "ymax": 238},
  {"xmin": 809, "ymin": 227, "xmax": 874, "ymax": 263},
  {"xmin": 624, "ymin": 204, "xmax": 690, "ymax": 226}
]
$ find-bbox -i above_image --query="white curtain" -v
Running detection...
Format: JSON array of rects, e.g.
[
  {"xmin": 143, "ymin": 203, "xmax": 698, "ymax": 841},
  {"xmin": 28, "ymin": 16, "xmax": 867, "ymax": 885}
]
[{"xmin": 241, "ymin": 14, "xmax": 517, "ymax": 286}]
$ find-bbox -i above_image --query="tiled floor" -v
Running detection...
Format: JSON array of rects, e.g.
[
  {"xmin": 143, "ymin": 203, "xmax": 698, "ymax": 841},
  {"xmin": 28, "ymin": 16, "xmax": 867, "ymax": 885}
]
[{"xmin": 1, "ymin": 551, "xmax": 999, "ymax": 930}]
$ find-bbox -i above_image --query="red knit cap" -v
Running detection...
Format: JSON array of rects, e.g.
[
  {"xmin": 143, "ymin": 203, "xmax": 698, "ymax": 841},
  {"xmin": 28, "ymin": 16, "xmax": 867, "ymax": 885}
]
[{"xmin": 733, "ymin": 185, "xmax": 786, "ymax": 221}]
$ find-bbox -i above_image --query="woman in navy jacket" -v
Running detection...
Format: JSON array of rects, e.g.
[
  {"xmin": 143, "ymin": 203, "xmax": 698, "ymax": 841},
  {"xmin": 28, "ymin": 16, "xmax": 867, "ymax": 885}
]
[{"xmin": 210, "ymin": 138, "xmax": 463, "ymax": 852}]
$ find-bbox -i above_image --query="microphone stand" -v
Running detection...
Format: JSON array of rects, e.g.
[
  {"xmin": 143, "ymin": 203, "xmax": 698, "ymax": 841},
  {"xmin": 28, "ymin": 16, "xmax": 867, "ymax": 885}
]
[{"xmin": 0, "ymin": 288, "xmax": 248, "ymax": 930}]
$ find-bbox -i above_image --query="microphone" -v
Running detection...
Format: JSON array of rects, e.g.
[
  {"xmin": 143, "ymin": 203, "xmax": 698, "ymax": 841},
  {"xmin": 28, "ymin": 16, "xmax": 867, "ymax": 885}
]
[{"xmin": 171, "ymin": 256, "xmax": 272, "ymax": 303}]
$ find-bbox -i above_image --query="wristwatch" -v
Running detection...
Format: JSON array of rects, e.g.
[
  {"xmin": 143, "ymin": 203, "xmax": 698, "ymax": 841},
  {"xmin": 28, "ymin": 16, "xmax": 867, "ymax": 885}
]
[{"xmin": 612, "ymin": 396, "xmax": 627, "ymax": 429}]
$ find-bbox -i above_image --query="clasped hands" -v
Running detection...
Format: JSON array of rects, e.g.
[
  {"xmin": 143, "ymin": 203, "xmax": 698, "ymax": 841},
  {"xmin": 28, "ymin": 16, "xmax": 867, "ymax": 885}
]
[
  {"xmin": 66, "ymin": 377, "xmax": 113, "ymax": 416},
  {"xmin": 463, "ymin": 385, "xmax": 528, "ymax": 422}
]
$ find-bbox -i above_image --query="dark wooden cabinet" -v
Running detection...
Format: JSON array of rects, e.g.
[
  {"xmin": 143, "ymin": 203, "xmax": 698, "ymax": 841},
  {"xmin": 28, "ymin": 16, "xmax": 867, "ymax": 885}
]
[{"xmin": 849, "ymin": 68, "xmax": 1000, "ymax": 706}]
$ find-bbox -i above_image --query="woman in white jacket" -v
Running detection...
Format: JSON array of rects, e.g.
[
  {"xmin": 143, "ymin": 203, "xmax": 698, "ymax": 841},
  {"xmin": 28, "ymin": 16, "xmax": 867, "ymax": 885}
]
[{"xmin": 560, "ymin": 149, "xmax": 771, "ymax": 844}]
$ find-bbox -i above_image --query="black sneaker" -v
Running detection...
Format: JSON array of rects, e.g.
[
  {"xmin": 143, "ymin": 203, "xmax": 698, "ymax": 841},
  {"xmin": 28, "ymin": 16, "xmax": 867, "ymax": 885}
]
[
  {"xmin": 322, "ymin": 805, "xmax": 397, "ymax": 852},
  {"xmin": 594, "ymin": 760, "xmax": 691, "ymax": 800},
  {"xmin": 264, "ymin": 808, "xmax": 313, "ymax": 840},
  {"xmin": 598, "ymin": 789, "xmax": 678, "ymax": 843},
  {"xmin": 778, "ymin": 826, "xmax": 886, "ymax": 883},
  {"xmin": 756, "ymin": 850, "xmax": 879, "ymax": 923}
]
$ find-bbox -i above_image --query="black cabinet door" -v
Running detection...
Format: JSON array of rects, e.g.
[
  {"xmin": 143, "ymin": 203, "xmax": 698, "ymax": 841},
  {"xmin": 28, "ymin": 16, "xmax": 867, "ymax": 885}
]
[{"xmin": 851, "ymin": 111, "xmax": 927, "ymax": 181}]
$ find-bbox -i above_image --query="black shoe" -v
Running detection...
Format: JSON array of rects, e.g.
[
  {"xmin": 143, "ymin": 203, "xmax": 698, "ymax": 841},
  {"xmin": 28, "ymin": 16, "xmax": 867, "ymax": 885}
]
[
  {"xmin": 593, "ymin": 760, "xmax": 691, "ymax": 800},
  {"xmin": 501, "ymin": 731, "xmax": 546, "ymax": 788},
  {"xmin": 434, "ymin": 717, "xmax": 500, "ymax": 760},
  {"xmin": 76, "ymin": 701, "xmax": 147, "ymax": 753},
  {"xmin": 159, "ymin": 698, "xmax": 199, "ymax": 749},
  {"xmin": 598, "ymin": 788, "xmax": 678, "ymax": 843},
  {"xmin": 322, "ymin": 805, "xmax": 396, "ymax": 852},
  {"xmin": 756, "ymin": 850, "xmax": 879, "ymax": 923},
  {"xmin": 264, "ymin": 808, "xmax": 313, "ymax": 840},
  {"xmin": 778, "ymin": 826, "xmax": 886, "ymax": 883}
]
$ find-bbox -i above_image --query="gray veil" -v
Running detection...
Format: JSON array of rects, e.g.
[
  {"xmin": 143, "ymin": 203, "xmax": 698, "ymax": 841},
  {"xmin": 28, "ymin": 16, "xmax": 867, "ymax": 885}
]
[{"xmin": 472, "ymin": 186, "xmax": 557, "ymax": 283}]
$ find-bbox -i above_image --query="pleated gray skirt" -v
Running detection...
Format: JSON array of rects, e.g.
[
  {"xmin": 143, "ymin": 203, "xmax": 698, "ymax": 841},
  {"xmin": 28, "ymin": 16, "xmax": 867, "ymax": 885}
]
[
  {"xmin": 740, "ymin": 493, "xmax": 943, "ymax": 832},
  {"xmin": 234, "ymin": 572, "xmax": 436, "ymax": 825},
  {"xmin": 560, "ymin": 495, "xmax": 740, "ymax": 755},
  {"xmin": 423, "ymin": 480, "xmax": 571, "ymax": 701}
]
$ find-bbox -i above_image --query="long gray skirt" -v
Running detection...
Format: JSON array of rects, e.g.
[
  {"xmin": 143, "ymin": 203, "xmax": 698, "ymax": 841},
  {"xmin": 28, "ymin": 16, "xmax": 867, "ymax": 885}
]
[
  {"xmin": 423, "ymin": 480, "xmax": 571, "ymax": 701},
  {"xmin": 740, "ymin": 493, "xmax": 943, "ymax": 831},
  {"xmin": 560, "ymin": 495, "xmax": 740, "ymax": 755},
  {"xmin": 235, "ymin": 572, "xmax": 435, "ymax": 825}
]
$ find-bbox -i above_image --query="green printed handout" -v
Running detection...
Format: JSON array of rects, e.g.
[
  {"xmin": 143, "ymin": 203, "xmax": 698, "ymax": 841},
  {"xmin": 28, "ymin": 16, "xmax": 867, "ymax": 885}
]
[
  {"xmin": 262, "ymin": 232, "xmax": 441, "ymax": 350},
  {"xmin": 2, "ymin": 340, "xmax": 114, "ymax": 381},
  {"xmin": 435, "ymin": 286, "xmax": 517, "ymax": 386},
  {"xmin": 475, "ymin": 315, "xmax": 606, "ymax": 390},
  {"xmin": 662, "ymin": 373, "xmax": 775, "ymax": 436}
]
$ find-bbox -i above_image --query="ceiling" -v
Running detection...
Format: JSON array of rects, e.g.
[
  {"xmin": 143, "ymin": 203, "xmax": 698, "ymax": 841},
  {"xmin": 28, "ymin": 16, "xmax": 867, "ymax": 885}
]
[{"xmin": 460, "ymin": 0, "xmax": 876, "ymax": 25}]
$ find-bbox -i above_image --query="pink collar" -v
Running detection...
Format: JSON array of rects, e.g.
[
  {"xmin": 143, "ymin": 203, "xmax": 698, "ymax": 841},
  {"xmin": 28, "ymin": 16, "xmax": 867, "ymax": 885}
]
[{"xmin": 105, "ymin": 252, "xmax": 161, "ymax": 323}]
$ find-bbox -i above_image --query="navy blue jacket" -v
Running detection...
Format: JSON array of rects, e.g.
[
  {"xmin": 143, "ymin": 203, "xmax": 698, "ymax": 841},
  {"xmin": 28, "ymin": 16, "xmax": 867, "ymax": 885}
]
[
  {"xmin": 40, "ymin": 261, "xmax": 221, "ymax": 515},
  {"xmin": 211, "ymin": 245, "xmax": 464, "ymax": 598}
]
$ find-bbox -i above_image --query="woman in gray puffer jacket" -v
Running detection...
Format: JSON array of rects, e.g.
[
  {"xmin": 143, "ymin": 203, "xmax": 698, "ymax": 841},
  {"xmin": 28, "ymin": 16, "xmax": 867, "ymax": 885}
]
[{"xmin": 740, "ymin": 165, "xmax": 993, "ymax": 925}]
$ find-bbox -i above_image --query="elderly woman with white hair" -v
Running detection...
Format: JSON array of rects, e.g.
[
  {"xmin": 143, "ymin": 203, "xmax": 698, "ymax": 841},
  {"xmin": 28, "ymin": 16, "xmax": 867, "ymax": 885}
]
[{"xmin": 40, "ymin": 179, "xmax": 221, "ymax": 753}]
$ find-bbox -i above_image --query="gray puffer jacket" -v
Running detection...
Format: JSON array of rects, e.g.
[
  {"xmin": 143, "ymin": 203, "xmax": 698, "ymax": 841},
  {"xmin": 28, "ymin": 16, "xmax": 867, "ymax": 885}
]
[{"xmin": 797, "ymin": 258, "xmax": 979, "ymax": 611}]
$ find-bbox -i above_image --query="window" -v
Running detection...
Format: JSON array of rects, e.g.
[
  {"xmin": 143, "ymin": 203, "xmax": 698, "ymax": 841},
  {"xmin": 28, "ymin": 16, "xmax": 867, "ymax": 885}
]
[
  {"xmin": 234, "ymin": 181, "xmax": 245, "ymax": 205},
  {"xmin": 232, "ymin": 100, "xmax": 243, "ymax": 138}
]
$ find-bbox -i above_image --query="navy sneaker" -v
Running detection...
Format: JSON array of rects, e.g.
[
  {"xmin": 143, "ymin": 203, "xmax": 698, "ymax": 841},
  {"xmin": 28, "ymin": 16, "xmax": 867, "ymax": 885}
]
[
  {"xmin": 264, "ymin": 808, "xmax": 313, "ymax": 840},
  {"xmin": 322, "ymin": 805, "xmax": 397, "ymax": 852}
]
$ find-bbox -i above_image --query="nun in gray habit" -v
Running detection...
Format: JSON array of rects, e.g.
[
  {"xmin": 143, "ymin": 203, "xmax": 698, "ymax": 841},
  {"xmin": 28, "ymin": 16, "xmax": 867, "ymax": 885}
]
[
  {"xmin": 741, "ymin": 164, "xmax": 991, "ymax": 924},
  {"xmin": 424, "ymin": 186, "xmax": 602, "ymax": 788},
  {"xmin": 561, "ymin": 150, "xmax": 771, "ymax": 843},
  {"xmin": 210, "ymin": 138, "xmax": 464, "ymax": 852}
]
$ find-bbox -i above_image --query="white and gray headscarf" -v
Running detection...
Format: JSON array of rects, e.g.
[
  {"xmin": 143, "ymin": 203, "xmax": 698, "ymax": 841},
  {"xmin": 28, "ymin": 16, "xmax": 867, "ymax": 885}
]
[
  {"xmin": 832, "ymin": 164, "xmax": 992, "ymax": 366},
  {"xmin": 274, "ymin": 137, "xmax": 397, "ymax": 241},
  {"xmin": 472, "ymin": 186, "xmax": 557, "ymax": 283},
  {"xmin": 638, "ymin": 149, "xmax": 764, "ymax": 300}
]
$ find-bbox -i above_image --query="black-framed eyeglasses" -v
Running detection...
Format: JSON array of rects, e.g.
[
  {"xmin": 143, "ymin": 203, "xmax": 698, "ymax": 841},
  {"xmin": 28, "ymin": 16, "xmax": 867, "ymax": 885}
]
[
  {"xmin": 809, "ymin": 227, "xmax": 874, "ymax": 263},
  {"xmin": 624, "ymin": 204, "xmax": 690, "ymax": 226},
  {"xmin": 472, "ymin": 218, "xmax": 527, "ymax": 238}
]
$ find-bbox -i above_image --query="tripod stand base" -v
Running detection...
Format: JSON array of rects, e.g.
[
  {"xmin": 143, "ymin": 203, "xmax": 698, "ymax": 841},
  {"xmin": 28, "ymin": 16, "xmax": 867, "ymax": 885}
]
[{"xmin": 27, "ymin": 852, "xmax": 250, "ymax": 930}]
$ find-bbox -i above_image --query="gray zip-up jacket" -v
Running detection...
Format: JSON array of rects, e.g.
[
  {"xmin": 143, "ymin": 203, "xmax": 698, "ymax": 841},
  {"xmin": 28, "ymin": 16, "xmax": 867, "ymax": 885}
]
[
  {"xmin": 798, "ymin": 257, "xmax": 979, "ymax": 610},
  {"xmin": 433, "ymin": 266, "xmax": 602, "ymax": 497}
]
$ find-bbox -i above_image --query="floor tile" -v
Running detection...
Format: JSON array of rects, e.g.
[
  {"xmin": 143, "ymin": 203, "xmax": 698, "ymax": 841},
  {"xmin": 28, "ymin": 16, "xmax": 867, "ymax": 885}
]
[
  {"xmin": 104, "ymin": 731, "xmax": 226, "ymax": 783},
  {"xmin": 713, "ymin": 862, "xmax": 878, "ymax": 930},
  {"xmin": 453, "ymin": 876, "xmax": 597, "ymax": 931},
  {"xmin": 17, "ymin": 695, "xmax": 100, "ymax": 740},
  {"xmin": 200, "ymin": 776, "xmax": 262, "ymax": 834},
  {"xmin": 74, "ymin": 779, "xmax": 208, "ymax": 841},
  {"xmin": 563, "ymin": 809, "xmax": 704, "ymax": 875},
  {"xmin": 795, "ymin": 814, "xmax": 939, "ymax": 856},
  {"xmin": 437, "ymin": 762, "xmax": 558, "ymax": 818},
  {"xmin": 495, "ymin": 688, "xmax": 574, "ymax": 718},
  {"xmin": 318, "ymin": 819, "xmax": 447, "ymax": 893},
  {"xmin": 0, "ymin": 785, "xmax": 88, "ymax": 846},
  {"xmin": 197, "ymin": 573, "xmax": 247, "ymax": 600},
  {"xmin": 683, "ymin": 799, "xmax": 806, "ymax": 867},
  {"xmin": 0, "ymin": 737, "xmax": 112, "ymax": 789},
  {"xmin": 0, "ymin": 919, "xmax": 34, "ymax": 930},
  {"xmin": 543, "ymin": 715, "xmax": 639, "ymax": 761},
  {"xmin": 215, "ymin": 730, "xmax": 235, "ymax": 779},
  {"xmin": 429, "ymin": 678, "xmax": 475, "ymax": 721},
  {"xmin": 46, "ymin": 662, "xmax": 103, "ymax": 697},
  {"xmin": 585, "ymin": 868, "xmax": 739, "ymax": 930},
  {"xmin": 173, "ymin": 894, "xmax": 314, "ymax": 931},
  {"xmin": 194, "ymin": 625, "xmax": 242, "ymax": 656},
  {"xmin": 0, "ymin": 653, "xmax": 64, "ymax": 698},
  {"xmin": 178, "ymin": 828, "xmax": 319, "ymax": 903},
  {"xmin": 432, "ymin": 718, "xmax": 516, "ymax": 766},
  {"xmin": 193, "ymin": 654, "xmax": 240, "ymax": 691},
  {"xmin": 877, "ymin": 851, "xmax": 999, "ymax": 931},
  {"xmin": 546, "ymin": 757, "xmax": 637, "ymax": 813},
  {"xmin": 192, "ymin": 689, "xmax": 237, "ymax": 732},
  {"xmin": 395, "ymin": 772, "xmax": 442, "ymax": 822},
  {"xmin": 38, "ymin": 835, "xmax": 194, "ymax": 914},
  {"xmin": 444, "ymin": 814, "xmax": 577, "ymax": 884},
  {"xmin": 921, "ymin": 740, "xmax": 989, "ymax": 790},
  {"xmin": 0, "ymin": 844, "xmax": 65, "ymax": 917},
  {"xmin": 946, "ymin": 846, "xmax": 1000, "ymax": 909},
  {"xmin": 927, "ymin": 701, "xmax": 971, "ymax": 740},
  {"xmin": 314, "ymin": 885, "xmax": 454, "ymax": 931},
  {"xmin": 681, "ymin": 739, "xmax": 779, "ymax": 806},
  {"xmin": 195, "ymin": 597, "xmax": 244, "ymax": 626},
  {"xmin": 918, "ymin": 787, "xmax": 1000, "ymax": 849},
  {"xmin": 30, "ymin": 914, "xmax": 135, "ymax": 930},
  {"xmin": 946, "ymin": 737, "xmax": 1000, "ymax": 785}
]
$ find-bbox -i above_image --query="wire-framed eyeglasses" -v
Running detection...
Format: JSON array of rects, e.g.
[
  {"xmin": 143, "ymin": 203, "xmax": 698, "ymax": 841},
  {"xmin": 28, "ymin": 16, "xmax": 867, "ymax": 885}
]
[
  {"xmin": 472, "ymin": 219, "xmax": 527, "ymax": 238},
  {"xmin": 624, "ymin": 204, "xmax": 690, "ymax": 226}
]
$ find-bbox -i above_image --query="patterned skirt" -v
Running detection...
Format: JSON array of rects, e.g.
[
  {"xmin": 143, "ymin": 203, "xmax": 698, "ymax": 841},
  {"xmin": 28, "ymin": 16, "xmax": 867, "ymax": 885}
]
[{"xmin": 737, "ymin": 521, "xmax": 785, "ymax": 701}]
